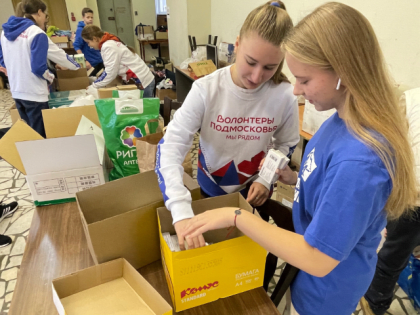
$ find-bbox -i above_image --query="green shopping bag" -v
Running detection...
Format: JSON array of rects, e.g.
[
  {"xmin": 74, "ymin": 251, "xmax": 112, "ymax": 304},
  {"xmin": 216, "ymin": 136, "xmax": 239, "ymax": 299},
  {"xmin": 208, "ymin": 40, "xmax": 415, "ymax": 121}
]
[{"xmin": 95, "ymin": 97, "xmax": 160, "ymax": 180}]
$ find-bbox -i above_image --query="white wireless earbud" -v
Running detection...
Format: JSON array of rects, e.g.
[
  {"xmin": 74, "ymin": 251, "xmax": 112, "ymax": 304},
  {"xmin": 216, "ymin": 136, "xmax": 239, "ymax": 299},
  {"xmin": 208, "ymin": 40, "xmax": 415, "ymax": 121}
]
[{"xmin": 336, "ymin": 78, "xmax": 341, "ymax": 90}]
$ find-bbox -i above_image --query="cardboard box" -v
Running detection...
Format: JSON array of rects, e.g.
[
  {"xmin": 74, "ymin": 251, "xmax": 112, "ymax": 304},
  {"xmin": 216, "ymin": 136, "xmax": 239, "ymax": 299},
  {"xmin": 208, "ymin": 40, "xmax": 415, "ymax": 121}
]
[
  {"xmin": 14, "ymin": 134, "xmax": 105, "ymax": 206},
  {"xmin": 57, "ymin": 68, "xmax": 90, "ymax": 91},
  {"xmin": 76, "ymin": 170, "xmax": 200, "ymax": 270},
  {"xmin": 137, "ymin": 25, "xmax": 155, "ymax": 40},
  {"xmin": 158, "ymin": 193, "xmax": 267, "ymax": 312},
  {"xmin": 42, "ymin": 105, "xmax": 101, "ymax": 138},
  {"xmin": 156, "ymin": 31, "xmax": 168, "ymax": 40},
  {"xmin": 165, "ymin": 62, "xmax": 173, "ymax": 72},
  {"xmin": 0, "ymin": 120, "xmax": 43, "ymax": 174},
  {"xmin": 156, "ymin": 88, "xmax": 176, "ymax": 101},
  {"xmin": 276, "ymin": 181, "xmax": 295, "ymax": 209},
  {"xmin": 9, "ymin": 103, "xmax": 20, "ymax": 124},
  {"xmin": 98, "ymin": 84, "xmax": 138, "ymax": 99},
  {"xmin": 188, "ymin": 60, "xmax": 217, "ymax": 78},
  {"xmin": 302, "ymin": 100, "xmax": 336, "ymax": 135},
  {"xmin": 52, "ymin": 258, "xmax": 172, "ymax": 315},
  {"xmin": 51, "ymin": 36, "xmax": 68, "ymax": 44}
]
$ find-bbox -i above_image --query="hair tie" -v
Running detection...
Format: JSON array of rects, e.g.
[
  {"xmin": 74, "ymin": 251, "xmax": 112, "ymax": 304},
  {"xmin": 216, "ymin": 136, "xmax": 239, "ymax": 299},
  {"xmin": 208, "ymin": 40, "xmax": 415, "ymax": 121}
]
[{"xmin": 270, "ymin": 2, "xmax": 281, "ymax": 7}]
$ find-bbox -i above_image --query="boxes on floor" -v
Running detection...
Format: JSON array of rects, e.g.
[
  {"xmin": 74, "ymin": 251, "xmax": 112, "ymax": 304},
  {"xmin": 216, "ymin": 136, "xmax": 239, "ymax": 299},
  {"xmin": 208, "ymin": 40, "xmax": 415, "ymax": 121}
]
[
  {"xmin": 57, "ymin": 68, "xmax": 90, "ymax": 91},
  {"xmin": 156, "ymin": 88, "xmax": 176, "ymax": 101},
  {"xmin": 302, "ymin": 100, "xmax": 336, "ymax": 135},
  {"xmin": 76, "ymin": 170, "xmax": 201, "ymax": 270},
  {"xmin": 276, "ymin": 181, "xmax": 295, "ymax": 209},
  {"xmin": 0, "ymin": 120, "xmax": 105, "ymax": 206},
  {"xmin": 52, "ymin": 258, "xmax": 172, "ymax": 315},
  {"xmin": 9, "ymin": 103, "xmax": 19, "ymax": 125},
  {"xmin": 158, "ymin": 193, "xmax": 267, "ymax": 312}
]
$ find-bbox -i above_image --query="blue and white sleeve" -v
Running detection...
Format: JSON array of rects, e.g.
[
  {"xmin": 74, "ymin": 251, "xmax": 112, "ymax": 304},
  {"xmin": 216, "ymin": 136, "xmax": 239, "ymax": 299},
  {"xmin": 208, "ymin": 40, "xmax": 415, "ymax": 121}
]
[{"xmin": 30, "ymin": 33, "xmax": 54, "ymax": 83}]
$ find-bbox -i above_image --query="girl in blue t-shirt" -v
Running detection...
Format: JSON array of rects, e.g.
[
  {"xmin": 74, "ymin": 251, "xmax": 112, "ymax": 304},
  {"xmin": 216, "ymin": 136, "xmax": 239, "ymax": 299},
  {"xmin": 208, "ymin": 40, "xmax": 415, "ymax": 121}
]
[{"xmin": 182, "ymin": 3, "xmax": 417, "ymax": 315}]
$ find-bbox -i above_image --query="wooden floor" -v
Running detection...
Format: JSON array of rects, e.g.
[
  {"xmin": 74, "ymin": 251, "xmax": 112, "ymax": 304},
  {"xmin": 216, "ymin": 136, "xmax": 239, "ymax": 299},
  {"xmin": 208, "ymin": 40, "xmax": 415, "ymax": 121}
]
[{"xmin": 9, "ymin": 202, "xmax": 280, "ymax": 315}]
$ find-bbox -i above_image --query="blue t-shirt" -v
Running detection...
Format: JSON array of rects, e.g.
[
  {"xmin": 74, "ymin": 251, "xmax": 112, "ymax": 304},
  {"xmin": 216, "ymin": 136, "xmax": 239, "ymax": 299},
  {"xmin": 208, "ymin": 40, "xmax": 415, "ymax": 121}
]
[
  {"xmin": 291, "ymin": 113, "xmax": 389, "ymax": 315},
  {"xmin": 73, "ymin": 21, "xmax": 103, "ymax": 67}
]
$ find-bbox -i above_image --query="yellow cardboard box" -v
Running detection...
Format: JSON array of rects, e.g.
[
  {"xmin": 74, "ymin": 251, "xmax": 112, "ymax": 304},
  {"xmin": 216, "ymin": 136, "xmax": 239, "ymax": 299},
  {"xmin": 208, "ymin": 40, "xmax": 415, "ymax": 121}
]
[{"xmin": 157, "ymin": 193, "xmax": 266, "ymax": 312}]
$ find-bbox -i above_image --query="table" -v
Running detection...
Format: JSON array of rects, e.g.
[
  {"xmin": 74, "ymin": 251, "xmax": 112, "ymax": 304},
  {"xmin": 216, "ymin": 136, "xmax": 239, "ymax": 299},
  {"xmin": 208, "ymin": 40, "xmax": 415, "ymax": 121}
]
[
  {"xmin": 138, "ymin": 39, "xmax": 169, "ymax": 61},
  {"xmin": 9, "ymin": 202, "xmax": 280, "ymax": 315},
  {"xmin": 175, "ymin": 66, "xmax": 196, "ymax": 102}
]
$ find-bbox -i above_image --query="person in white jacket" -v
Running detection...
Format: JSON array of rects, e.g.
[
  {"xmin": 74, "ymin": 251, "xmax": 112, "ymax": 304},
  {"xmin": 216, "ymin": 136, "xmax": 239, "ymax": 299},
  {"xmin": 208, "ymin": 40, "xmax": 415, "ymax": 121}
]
[
  {"xmin": 0, "ymin": 0, "xmax": 78, "ymax": 137},
  {"xmin": 81, "ymin": 25, "xmax": 155, "ymax": 97},
  {"xmin": 155, "ymin": 1, "xmax": 300, "ymax": 250}
]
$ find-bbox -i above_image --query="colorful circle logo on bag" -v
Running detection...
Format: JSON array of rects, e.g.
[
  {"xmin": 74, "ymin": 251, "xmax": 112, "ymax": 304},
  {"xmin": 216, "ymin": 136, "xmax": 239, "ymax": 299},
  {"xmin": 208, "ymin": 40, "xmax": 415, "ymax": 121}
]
[{"xmin": 121, "ymin": 126, "xmax": 143, "ymax": 148}]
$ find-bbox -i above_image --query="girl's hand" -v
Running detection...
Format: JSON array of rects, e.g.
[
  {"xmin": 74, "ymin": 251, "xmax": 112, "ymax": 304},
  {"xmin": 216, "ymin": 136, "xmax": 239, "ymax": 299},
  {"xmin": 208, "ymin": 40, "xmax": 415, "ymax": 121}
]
[
  {"xmin": 277, "ymin": 165, "xmax": 298, "ymax": 185},
  {"xmin": 247, "ymin": 182, "xmax": 269, "ymax": 206},
  {"xmin": 184, "ymin": 207, "xmax": 238, "ymax": 242}
]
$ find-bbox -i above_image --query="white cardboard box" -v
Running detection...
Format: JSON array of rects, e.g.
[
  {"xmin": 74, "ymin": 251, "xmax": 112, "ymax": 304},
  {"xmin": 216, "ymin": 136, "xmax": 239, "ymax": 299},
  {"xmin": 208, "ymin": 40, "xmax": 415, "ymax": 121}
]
[
  {"xmin": 302, "ymin": 100, "xmax": 336, "ymax": 135},
  {"xmin": 15, "ymin": 134, "xmax": 105, "ymax": 206}
]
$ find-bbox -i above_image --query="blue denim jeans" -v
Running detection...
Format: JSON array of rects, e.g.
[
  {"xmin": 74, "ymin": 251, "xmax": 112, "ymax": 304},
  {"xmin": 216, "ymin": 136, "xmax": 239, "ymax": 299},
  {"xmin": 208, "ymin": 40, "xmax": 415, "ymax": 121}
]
[
  {"xmin": 14, "ymin": 99, "xmax": 49, "ymax": 137},
  {"xmin": 143, "ymin": 79, "xmax": 155, "ymax": 98}
]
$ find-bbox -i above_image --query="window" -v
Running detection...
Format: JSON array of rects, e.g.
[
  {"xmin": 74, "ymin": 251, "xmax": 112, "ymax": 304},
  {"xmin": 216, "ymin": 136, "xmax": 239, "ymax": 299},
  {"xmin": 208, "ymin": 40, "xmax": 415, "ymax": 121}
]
[{"xmin": 155, "ymin": 0, "xmax": 167, "ymax": 15}]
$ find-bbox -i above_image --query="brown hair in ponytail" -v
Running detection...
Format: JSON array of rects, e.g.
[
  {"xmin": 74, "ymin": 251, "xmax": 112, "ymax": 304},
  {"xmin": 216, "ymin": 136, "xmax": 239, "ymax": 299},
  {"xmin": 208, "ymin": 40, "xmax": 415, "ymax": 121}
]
[
  {"xmin": 239, "ymin": 1, "xmax": 293, "ymax": 84},
  {"xmin": 15, "ymin": 0, "xmax": 47, "ymax": 25}
]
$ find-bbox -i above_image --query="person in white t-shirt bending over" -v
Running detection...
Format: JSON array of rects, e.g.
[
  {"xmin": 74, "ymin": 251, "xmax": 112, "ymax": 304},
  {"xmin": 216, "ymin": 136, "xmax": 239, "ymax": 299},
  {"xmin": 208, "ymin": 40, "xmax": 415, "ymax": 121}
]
[{"xmin": 155, "ymin": 1, "xmax": 300, "ymax": 250}]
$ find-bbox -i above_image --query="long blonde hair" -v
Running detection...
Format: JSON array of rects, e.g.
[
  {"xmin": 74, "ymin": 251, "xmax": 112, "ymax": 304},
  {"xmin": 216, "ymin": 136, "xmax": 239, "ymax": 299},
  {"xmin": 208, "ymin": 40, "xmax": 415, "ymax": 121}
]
[
  {"xmin": 283, "ymin": 2, "xmax": 417, "ymax": 220},
  {"xmin": 239, "ymin": 1, "xmax": 293, "ymax": 84}
]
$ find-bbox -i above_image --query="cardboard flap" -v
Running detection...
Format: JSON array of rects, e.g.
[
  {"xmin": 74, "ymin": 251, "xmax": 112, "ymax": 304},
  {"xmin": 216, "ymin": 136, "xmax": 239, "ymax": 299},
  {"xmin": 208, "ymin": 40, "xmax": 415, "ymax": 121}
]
[
  {"xmin": 15, "ymin": 134, "xmax": 100, "ymax": 175},
  {"xmin": 188, "ymin": 60, "xmax": 217, "ymax": 77},
  {"xmin": 0, "ymin": 120, "xmax": 44, "ymax": 174},
  {"xmin": 42, "ymin": 105, "xmax": 101, "ymax": 139},
  {"xmin": 117, "ymin": 85, "xmax": 138, "ymax": 91},
  {"xmin": 57, "ymin": 68, "xmax": 88, "ymax": 79}
]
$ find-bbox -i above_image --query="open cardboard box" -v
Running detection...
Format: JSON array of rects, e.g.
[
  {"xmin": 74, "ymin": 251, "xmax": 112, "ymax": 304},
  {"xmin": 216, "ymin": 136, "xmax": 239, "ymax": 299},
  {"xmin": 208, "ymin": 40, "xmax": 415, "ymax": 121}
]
[
  {"xmin": 52, "ymin": 258, "xmax": 172, "ymax": 315},
  {"xmin": 57, "ymin": 68, "xmax": 90, "ymax": 91},
  {"xmin": 0, "ymin": 120, "xmax": 105, "ymax": 206},
  {"xmin": 76, "ymin": 170, "xmax": 200, "ymax": 270},
  {"xmin": 158, "ymin": 193, "xmax": 267, "ymax": 312}
]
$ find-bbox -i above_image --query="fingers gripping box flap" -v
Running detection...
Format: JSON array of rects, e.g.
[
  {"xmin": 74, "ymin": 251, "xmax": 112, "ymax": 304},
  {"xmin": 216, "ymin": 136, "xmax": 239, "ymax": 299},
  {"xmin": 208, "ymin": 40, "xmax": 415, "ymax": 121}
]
[
  {"xmin": 75, "ymin": 170, "xmax": 200, "ymax": 270},
  {"xmin": 52, "ymin": 258, "xmax": 172, "ymax": 315},
  {"xmin": 157, "ymin": 193, "xmax": 267, "ymax": 312},
  {"xmin": 0, "ymin": 120, "xmax": 44, "ymax": 174}
]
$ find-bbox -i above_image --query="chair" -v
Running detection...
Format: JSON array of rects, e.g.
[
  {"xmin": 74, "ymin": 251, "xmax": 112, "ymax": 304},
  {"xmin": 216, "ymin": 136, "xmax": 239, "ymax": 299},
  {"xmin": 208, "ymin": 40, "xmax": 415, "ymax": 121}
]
[
  {"xmin": 256, "ymin": 199, "xmax": 300, "ymax": 307},
  {"xmin": 162, "ymin": 96, "xmax": 182, "ymax": 126}
]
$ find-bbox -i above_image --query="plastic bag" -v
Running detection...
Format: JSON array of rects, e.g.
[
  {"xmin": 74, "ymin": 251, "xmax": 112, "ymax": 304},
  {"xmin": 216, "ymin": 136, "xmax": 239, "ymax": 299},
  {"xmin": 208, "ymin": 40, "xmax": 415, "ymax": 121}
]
[
  {"xmin": 95, "ymin": 97, "xmax": 160, "ymax": 180},
  {"xmin": 398, "ymin": 254, "xmax": 420, "ymax": 311},
  {"xmin": 69, "ymin": 95, "xmax": 96, "ymax": 107},
  {"xmin": 112, "ymin": 89, "xmax": 143, "ymax": 99},
  {"xmin": 180, "ymin": 57, "xmax": 195, "ymax": 70}
]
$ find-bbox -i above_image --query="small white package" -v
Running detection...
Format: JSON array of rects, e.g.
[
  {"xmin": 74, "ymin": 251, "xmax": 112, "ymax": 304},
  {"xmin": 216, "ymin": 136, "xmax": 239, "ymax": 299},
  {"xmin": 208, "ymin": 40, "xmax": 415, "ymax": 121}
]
[{"xmin": 259, "ymin": 149, "xmax": 290, "ymax": 185}]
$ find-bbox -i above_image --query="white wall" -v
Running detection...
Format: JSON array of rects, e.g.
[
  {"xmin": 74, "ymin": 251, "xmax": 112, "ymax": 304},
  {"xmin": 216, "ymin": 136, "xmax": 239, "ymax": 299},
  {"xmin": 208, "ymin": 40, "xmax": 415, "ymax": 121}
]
[
  {"xmin": 211, "ymin": 0, "xmax": 420, "ymax": 88},
  {"xmin": 65, "ymin": 0, "xmax": 87, "ymax": 31},
  {"xmin": 131, "ymin": 0, "xmax": 158, "ymax": 60},
  {"xmin": 167, "ymin": 0, "xmax": 189, "ymax": 66},
  {"xmin": 0, "ymin": 0, "xmax": 15, "ymax": 30},
  {"xmin": 167, "ymin": 0, "xmax": 211, "ymax": 66}
]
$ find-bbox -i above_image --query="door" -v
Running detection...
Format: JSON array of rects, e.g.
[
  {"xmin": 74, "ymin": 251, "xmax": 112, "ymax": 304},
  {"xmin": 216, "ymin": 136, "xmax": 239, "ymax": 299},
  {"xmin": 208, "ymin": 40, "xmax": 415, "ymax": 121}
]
[
  {"xmin": 11, "ymin": 0, "xmax": 70, "ymax": 30},
  {"xmin": 114, "ymin": 0, "xmax": 135, "ymax": 48},
  {"xmin": 97, "ymin": 0, "xmax": 118, "ymax": 35},
  {"xmin": 97, "ymin": 0, "xmax": 135, "ymax": 48}
]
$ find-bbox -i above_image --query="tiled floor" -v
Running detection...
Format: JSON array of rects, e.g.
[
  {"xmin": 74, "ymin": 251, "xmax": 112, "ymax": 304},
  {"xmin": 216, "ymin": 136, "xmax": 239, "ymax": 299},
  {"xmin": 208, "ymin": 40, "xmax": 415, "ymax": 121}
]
[{"xmin": 0, "ymin": 88, "xmax": 417, "ymax": 314}]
